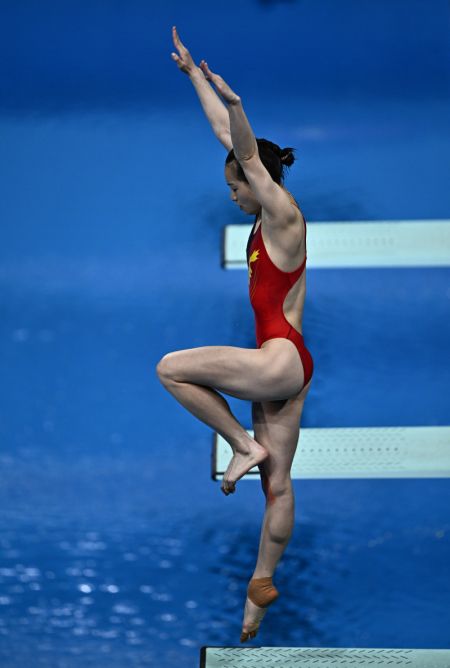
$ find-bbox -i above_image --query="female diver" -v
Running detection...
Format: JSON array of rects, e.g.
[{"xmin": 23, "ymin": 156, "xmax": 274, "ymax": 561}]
[{"xmin": 157, "ymin": 26, "xmax": 314, "ymax": 643}]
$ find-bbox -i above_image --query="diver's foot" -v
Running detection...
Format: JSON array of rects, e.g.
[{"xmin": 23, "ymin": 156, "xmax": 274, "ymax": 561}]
[
  {"xmin": 240, "ymin": 596, "xmax": 267, "ymax": 643},
  {"xmin": 240, "ymin": 576, "xmax": 279, "ymax": 643},
  {"xmin": 221, "ymin": 439, "xmax": 268, "ymax": 495}
]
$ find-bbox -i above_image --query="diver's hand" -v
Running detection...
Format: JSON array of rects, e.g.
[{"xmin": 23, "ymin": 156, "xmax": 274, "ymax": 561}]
[
  {"xmin": 199, "ymin": 61, "xmax": 241, "ymax": 106},
  {"xmin": 171, "ymin": 26, "xmax": 199, "ymax": 77}
]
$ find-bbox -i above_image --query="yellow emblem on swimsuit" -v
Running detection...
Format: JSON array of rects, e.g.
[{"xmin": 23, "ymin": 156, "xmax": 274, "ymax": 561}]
[{"xmin": 248, "ymin": 248, "xmax": 260, "ymax": 283}]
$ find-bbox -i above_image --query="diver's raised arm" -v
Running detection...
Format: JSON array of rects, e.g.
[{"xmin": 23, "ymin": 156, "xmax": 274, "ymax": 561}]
[
  {"xmin": 171, "ymin": 26, "xmax": 232, "ymax": 150},
  {"xmin": 201, "ymin": 62, "xmax": 299, "ymax": 223},
  {"xmin": 200, "ymin": 60, "xmax": 257, "ymax": 160}
]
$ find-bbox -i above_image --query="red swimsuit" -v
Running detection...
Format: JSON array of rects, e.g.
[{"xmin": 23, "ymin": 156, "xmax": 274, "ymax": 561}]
[{"xmin": 246, "ymin": 214, "xmax": 314, "ymax": 390}]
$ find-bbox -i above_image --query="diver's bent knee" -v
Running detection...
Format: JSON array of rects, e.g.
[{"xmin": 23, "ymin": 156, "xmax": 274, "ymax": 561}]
[{"xmin": 156, "ymin": 354, "xmax": 174, "ymax": 381}]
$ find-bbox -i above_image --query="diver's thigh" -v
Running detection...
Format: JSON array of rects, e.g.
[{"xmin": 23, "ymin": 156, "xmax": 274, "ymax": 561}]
[
  {"xmin": 157, "ymin": 342, "xmax": 303, "ymax": 402},
  {"xmin": 252, "ymin": 380, "xmax": 312, "ymax": 483}
]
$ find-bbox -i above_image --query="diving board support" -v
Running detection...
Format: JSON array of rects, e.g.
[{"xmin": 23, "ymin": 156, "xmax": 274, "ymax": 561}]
[
  {"xmin": 212, "ymin": 426, "xmax": 450, "ymax": 480},
  {"xmin": 222, "ymin": 219, "xmax": 450, "ymax": 268},
  {"xmin": 200, "ymin": 645, "xmax": 450, "ymax": 667}
]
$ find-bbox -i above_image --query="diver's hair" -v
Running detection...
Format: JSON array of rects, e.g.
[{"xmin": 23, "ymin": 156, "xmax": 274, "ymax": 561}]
[{"xmin": 225, "ymin": 138, "xmax": 296, "ymax": 185}]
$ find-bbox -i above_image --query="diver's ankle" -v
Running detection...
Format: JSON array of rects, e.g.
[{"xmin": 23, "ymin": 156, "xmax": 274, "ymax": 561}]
[{"xmin": 252, "ymin": 570, "xmax": 273, "ymax": 579}]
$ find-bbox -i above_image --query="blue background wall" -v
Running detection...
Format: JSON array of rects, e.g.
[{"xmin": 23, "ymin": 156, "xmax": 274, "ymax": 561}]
[{"xmin": 0, "ymin": 1, "xmax": 449, "ymax": 666}]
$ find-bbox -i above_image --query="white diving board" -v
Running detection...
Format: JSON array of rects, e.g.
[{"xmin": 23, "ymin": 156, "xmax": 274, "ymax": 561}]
[
  {"xmin": 212, "ymin": 426, "xmax": 450, "ymax": 480},
  {"xmin": 222, "ymin": 219, "xmax": 450, "ymax": 268},
  {"xmin": 200, "ymin": 646, "xmax": 450, "ymax": 667}
]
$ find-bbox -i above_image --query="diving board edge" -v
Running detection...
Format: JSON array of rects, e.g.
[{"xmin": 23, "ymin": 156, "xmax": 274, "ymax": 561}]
[
  {"xmin": 223, "ymin": 219, "xmax": 450, "ymax": 269},
  {"xmin": 200, "ymin": 645, "xmax": 450, "ymax": 667},
  {"xmin": 212, "ymin": 426, "xmax": 450, "ymax": 480}
]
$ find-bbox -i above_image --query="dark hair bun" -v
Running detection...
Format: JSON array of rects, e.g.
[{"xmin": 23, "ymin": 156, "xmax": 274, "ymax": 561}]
[
  {"xmin": 280, "ymin": 147, "xmax": 295, "ymax": 167},
  {"xmin": 229, "ymin": 137, "xmax": 296, "ymax": 185}
]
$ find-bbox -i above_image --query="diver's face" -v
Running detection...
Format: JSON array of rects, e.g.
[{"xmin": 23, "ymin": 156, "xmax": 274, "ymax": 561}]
[{"xmin": 225, "ymin": 162, "xmax": 261, "ymax": 215}]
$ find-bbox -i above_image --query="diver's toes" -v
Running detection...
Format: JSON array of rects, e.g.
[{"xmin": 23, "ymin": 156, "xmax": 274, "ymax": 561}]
[{"xmin": 240, "ymin": 625, "xmax": 258, "ymax": 643}]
